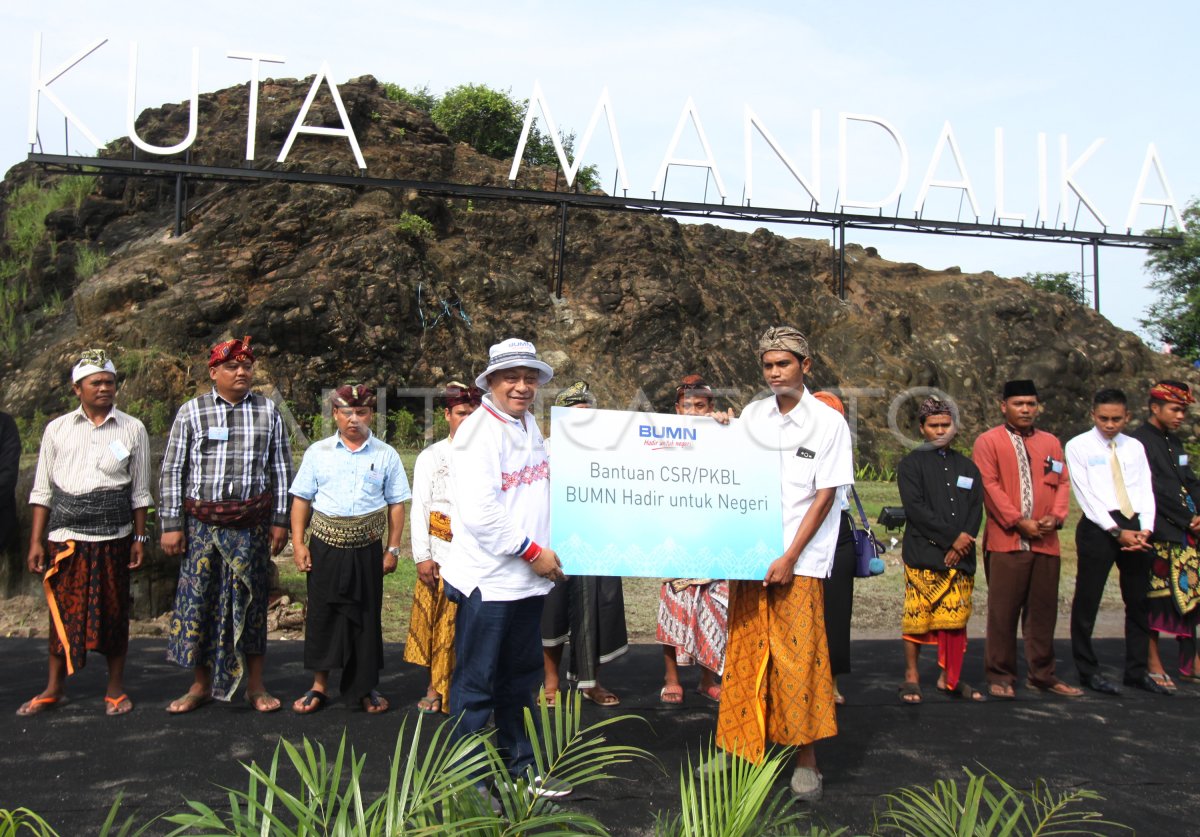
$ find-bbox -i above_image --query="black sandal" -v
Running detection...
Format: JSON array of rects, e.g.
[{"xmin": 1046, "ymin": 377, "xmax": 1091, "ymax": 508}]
[
  {"xmin": 897, "ymin": 682, "xmax": 922, "ymax": 705},
  {"xmin": 945, "ymin": 681, "xmax": 985, "ymax": 702},
  {"xmin": 361, "ymin": 690, "xmax": 389, "ymax": 714},
  {"xmin": 293, "ymin": 689, "xmax": 328, "ymax": 715}
]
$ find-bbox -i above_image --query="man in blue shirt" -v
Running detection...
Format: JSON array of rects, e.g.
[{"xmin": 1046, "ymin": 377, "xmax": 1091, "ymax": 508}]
[{"xmin": 289, "ymin": 385, "xmax": 411, "ymax": 714}]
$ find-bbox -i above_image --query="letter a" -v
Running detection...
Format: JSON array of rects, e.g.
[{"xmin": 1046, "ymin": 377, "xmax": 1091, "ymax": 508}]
[
  {"xmin": 278, "ymin": 63, "xmax": 366, "ymax": 170},
  {"xmin": 1124, "ymin": 143, "xmax": 1185, "ymax": 232}
]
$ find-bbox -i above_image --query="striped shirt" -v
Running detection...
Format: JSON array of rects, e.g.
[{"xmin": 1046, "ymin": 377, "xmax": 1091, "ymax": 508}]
[
  {"xmin": 159, "ymin": 389, "xmax": 293, "ymax": 532},
  {"xmin": 29, "ymin": 406, "xmax": 152, "ymax": 542}
]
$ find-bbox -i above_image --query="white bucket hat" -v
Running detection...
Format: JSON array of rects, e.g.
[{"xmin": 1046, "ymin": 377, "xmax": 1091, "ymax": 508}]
[{"xmin": 475, "ymin": 338, "xmax": 555, "ymax": 390}]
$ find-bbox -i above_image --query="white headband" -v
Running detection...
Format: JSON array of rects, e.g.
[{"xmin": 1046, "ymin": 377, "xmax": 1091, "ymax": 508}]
[{"xmin": 72, "ymin": 359, "xmax": 117, "ymax": 383}]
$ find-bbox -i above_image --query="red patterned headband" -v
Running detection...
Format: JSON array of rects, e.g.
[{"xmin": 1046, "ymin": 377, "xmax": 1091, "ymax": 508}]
[
  {"xmin": 1150, "ymin": 382, "xmax": 1195, "ymax": 405},
  {"xmin": 209, "ymin": 336, "xmax": 254, "ymax": 368}
]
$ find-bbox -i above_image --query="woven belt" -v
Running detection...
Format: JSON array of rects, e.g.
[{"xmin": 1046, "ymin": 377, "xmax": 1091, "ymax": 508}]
[
  {"xmin": 429, "ymin": 511, "xmax": 453, "ymax": 543},
  {"xmin": 309, "ymin": 509, "xmax": 387, "ymax": 549}
]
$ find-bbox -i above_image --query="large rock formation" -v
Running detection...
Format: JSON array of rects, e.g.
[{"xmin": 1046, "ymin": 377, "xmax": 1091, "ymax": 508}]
[{"xmin": 1, "ymin": 75, "xmax": 1196, "ymax": 605}]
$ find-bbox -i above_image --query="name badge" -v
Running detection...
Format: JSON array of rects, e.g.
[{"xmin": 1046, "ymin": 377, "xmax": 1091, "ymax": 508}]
[
  {"xmin": 208, "ymin": 426, "xmax": 230, "ymax": 441},
  {"xmin": 1181, "ymin": 455, "xmax": 1190, "ymax": 467},
  {"xmin": 795, "ymin": 447, "xmax": 815, "ymax": 460},
  {"xmin": 364, "ymin": 470, "xmax": 385, "ymax": 485},
  {"xmin": 1051, "ymin": 459, "xmax": 1064, "ymax": 474},
  {"xmin": 1087, "ymin": 455, "xmax": 1107, "ymax": 467},
  {"xmin": 108, "ymin": 440, "xmax": 130, "ymax": 462},
  {"xmin": 956, "ymin": 475, "xmax": 974, "ymax": 490}
]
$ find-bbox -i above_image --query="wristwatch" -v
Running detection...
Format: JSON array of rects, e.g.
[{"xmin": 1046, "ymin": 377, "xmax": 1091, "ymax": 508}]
[{"xmin": 386, "ymin": 546, "xmax": 401, "ymax": 558}]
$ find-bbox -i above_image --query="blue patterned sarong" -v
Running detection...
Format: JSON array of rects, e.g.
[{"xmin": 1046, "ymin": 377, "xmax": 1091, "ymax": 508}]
[{"xmin": 167, "ymin": 517, "xmax": 270, "ymax": 700}]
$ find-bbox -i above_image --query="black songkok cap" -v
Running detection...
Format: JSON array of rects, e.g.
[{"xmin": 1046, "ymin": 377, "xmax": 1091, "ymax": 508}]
[{"xmin": 1002, "ymin": 379, "xmax": 1038, "ymax": 399}]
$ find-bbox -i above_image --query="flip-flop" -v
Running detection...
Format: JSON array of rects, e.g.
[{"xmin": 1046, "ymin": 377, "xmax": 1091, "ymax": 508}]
[
  {"xmin": 1149, "ymin": 672, "xmax": 1178, "ymax": 694},
  {"xmin": 897, "ymin": 682, "xmax": 922, "ymax": 705},
  {"xmin": 246, "ymin": 691, "xmax": 282, "ymax": 713},
  {"xmin": 943, "ymin": 681, "xmax": 986, "ymax": 702},
  {"xmin": 17, "ymin": 694, "xmax": 62, "ymax": 716},
  {"xmin": 582, "ymin": 687, "xmax": 621, "ymax": 707},
  {"xmin": 416, "ymin": 694, "xmax": 442, "ymax": 714},
  {"xmin": 540, "ymin": 690, "xmax": 558, "ymax": 708},
  {"xmin": 292, "ymin": 689, "xmax": 328, "ymax": 715},
  {"xmin": 1025, "ymin": 678, "xmax": 1083, "ymax": 697},
  {"xmin": 987, "ymin": 683, "xmax": 1016, "ymax": 701},
  {"xmin": 361, "ymin": 690, "xmax": 389, "ymax": 714},
  {"xmin": 659, "ymin": 684, "xmax": 684, "ymax": 705},
  {"xmin": 695, "ymin": 684, "xmax": 722, "ymax": 703},
  {"xmin": 166, "ymin": 692, "xmax": 213, "ymax": 714},
  {"xmin": 104, "ymin": 694, "xmax": 133, "ymax": 715}
]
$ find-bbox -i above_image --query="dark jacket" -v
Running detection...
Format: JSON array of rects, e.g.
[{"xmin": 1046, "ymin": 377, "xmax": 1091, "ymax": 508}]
[
  {"xmin": 898, "ymin": 444, "xmax": 984, "ymax": 575},
  {"xmin": 1129, "ymin": 421, "xmax": 1200, "ymax": 545},
  {"xmin": 0, "ymin": 412, "xmax": 20, "ymax": 549}
]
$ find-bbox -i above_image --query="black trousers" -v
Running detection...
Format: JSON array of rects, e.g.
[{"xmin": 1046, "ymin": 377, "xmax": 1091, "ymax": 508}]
[
  {"xmin": 822, "ymin": 512, "xmax": 856, "ymax": 677},
  {"xmin": 1070, "ymin": 514, "xmax": 1151, "ymax": 682}
]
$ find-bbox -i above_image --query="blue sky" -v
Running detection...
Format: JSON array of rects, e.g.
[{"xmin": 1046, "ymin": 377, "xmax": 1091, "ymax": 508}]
[{"xmin": 3, "ymin": 1, "xmax": 1195, "ymax": 339}]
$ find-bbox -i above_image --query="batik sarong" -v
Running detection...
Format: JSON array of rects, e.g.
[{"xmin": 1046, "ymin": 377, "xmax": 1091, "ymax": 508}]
[
  {"xmin": 403, "ymin": 576, "xmax": 457, "ymax": 713},
  {"xmin": 167, "ymin": 517, "xmax": 269, "ymax": 700},
  {"xmin": 717, "ymin": 578, "xmax": 837, "ymax": 764},
  {"xmin": 656, "ymin": 579, "xmax": 728, "ymax": 675},
  {"xmin": 43, "ymin": 538, "xmax": 131, "ymax": 675},
  {"xmin": 305, "ymin": 536, "xmax": 384, "ymax": 703},
  {"xmin": 1148, "ymin": 540, "xmax": 1200, "ymax": 675},
  {"xmin": 542, "ymin": 575, "xmax": 628, "ymax": 688},
  {"xmin": 902, "ymin": 565, "xmax": 974, "ymax": 690}
]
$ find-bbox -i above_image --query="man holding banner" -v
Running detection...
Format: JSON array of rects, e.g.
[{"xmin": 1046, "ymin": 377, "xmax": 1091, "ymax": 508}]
[{"xmin": 716, "ymin": 326, "xmax": 852, "ymax": 802}]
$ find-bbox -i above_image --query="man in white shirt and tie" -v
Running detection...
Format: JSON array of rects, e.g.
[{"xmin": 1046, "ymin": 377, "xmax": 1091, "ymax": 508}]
[{"xmin": 1065, "ymin": 388, "xmax": 1163, "ymax": 696}]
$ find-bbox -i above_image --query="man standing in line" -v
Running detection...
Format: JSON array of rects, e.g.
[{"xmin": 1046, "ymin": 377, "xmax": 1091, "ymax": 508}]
[
  {"xmin": 716, "ymin": 326, "xmax": 852, "ymax": 802},
  {"xmin": 159, "ymin": 337, "xmax": 293, "ymax": 713},
  {"xmin": 20, "ymin": 350, "xmax": 152, "ymax": 716},
  {"xmin": 1129, "ymin": 381, "xmax": 1200, "ymax": 689},
  {"xmin": 1066, "ymin": 388, "xmax": 1162, "ymax": 696},
  {"xmin": 442, "ymin": 338, "xmax": 569, "ymax": 797},
  {"xmin": 0, "ymin": 408, "xmax": 19, "ymax": 554},
  {"xmin": 896, "ymin": 398, "xmax": 985, "ymax": 704},
  {"xmin": 289, "ymin": 384, "xmax": 410, "ymax": 714},
  {"xmin": 405, "ymin": 382, "xmax": 482, "ymax": 714},
  {"xmin": 972, "ymin": 379, "xmax": 1081, "ymax": 699}
]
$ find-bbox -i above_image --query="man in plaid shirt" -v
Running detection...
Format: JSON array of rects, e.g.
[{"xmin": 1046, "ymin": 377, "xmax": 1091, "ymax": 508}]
[{"xmin": 159, "ymin": 336, "xmax": 293, "ymax": 712}]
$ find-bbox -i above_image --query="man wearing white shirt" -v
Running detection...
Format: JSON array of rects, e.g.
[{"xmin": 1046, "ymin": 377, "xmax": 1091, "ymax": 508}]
[
  {"xmin": 715, "ymin": 326, "xmax": 853, "ymax": 803},
  {"xmin": 443, "ymin": 338, "xmax": 568, "ymax": 798},
  {"xmin": 1065, "ymin": 388, "xmax": 1161, "ymax": 696}
]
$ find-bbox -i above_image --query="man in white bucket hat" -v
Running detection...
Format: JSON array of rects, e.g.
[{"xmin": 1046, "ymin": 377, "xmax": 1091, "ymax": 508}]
[{"xmin": 443, "ymin": 337, "xmax": 570, "ymax": 799}]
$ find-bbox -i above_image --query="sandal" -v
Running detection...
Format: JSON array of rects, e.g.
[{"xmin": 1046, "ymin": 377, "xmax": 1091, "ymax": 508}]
[
  {"xmin": 246, "ymin": 691, "xmax": 282, "ymax": 713},
  {"xmin": 897, "ymin": 682, "xmax": 922, "ymax": 705},
  {"xmin": 987, "ymin": 683, "xmax": 1016, "ymax": 700},
  {"xmin": 540, "ymin": 689, "xmax": 558, "ymax": 708},
  {"xmin": 1025, "ymin": 678, "xmax": 1083, "ymax": 697},
  {"xmin": 17, "ymin": 694, "xmax": 62, "ymax": 716},
  {"xmin": 292, "ymin": 689, "xmax": 328, "ymax": 715},
  {"xmin": 695, "ymin": 684, "xmax": 722, "ymax": 703},
  {"xmin": 361, "ymin": 690, "xmax": 389, "ymax": 714},
  {"xmin": 1149, "ymin": 672, "xmax": 1178, "ymax": 693},
  {"xmin": 942, "ymin": 681, "xmax": 985, "ymax": 702},
  {"xmin": 166, "ymin": 691, "xmax": 213, "ymax": 714},
  {"xmin": 659, "ymin": 684, "xmax": 684, "ymax": 705},
  {"xmin": 417, "ymin": 694, "xmax": 442, "ymax": 714},
  {"xmin": 581, "ymin": 687, "xmax": 621, "ymax": 707},
  {"xmin": 104, "ymin": 694, "xmax": 133, "ymax": 715}
]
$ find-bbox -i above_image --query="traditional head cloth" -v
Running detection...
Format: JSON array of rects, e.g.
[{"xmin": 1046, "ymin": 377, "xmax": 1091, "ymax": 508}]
[
  {"xmin": 676, "ymin": 374, "xmax": 714, "ymax": 402},
  {"xmin": 555, "ymin": 380, "xmax": 596, "ymax": 408},
  {"xmin": 443, "ymin": 381, "xmax": 483, "ymax": 408},
  {"xmin": 812, "ymin": 390, "xmax": 845, "ymax": 417},
  {"xmin": 757, "ymin": 325, "xmax": 810, "ymax": 360},
  {"xmin": 917, "ymin": 397, "xmax": 954, "ymax": 425},
  {"xmin": 1150, "ymin": 380, "xmax": 1195, "ymax": 405},
  {"xmin": 71, "ymin": 348, "xmax": 117, "ymax": 384},
  {"xmin": 208, "ymin": 335, "xmax": 255, "ymax": 368},
  {"xmin": 1001, "ymin": 379, "xmax": 1038, "ymax": 399},
  {"xmin": 330, "ymin": 384, "xmax": 377, "ymax": 409},
  {"xmin": 475, "ymin": 337, "xmax": 554, "ymax": 389}
]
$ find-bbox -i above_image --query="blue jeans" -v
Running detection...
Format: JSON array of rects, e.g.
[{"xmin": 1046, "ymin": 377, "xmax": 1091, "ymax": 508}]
[{"xmin": 444, "ymin": 582, "xmax": 546, "ymax": 779}]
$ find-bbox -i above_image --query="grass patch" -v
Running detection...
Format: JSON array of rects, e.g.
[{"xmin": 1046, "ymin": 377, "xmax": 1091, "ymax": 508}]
[{"xmin": 74, "ymin": 245, "xmax": 108, "ymax": 279}]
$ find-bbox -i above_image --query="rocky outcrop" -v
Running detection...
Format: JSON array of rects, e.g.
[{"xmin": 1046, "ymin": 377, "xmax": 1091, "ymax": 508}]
[{"xmin": 1, "ymin": 74, "xmax": 1195, "ymax": 453}]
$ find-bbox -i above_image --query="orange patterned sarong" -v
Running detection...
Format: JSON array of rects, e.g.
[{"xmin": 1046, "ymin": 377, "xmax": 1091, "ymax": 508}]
[
  {"xmin": 402, "ymin": 576, "xmax": 457, "ymax": 712},
  {"xmin": 716, "ymin": 577, "xmax": 837, "ymax": 764}
]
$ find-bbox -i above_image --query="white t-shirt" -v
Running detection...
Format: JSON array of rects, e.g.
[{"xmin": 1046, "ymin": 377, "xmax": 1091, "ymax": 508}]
[{"xmin": 740, "ymin": 388, "xmax": 854, "ymax": 578}]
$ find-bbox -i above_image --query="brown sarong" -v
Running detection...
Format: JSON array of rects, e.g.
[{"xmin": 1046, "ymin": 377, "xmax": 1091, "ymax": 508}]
[
  {"xmin": 716, "ymin": 577, "xmax": 837, "ymax": 763},
  {"xmin": 44, "ymin": 538, "xmax": 131, "ymax": 675}
]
